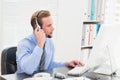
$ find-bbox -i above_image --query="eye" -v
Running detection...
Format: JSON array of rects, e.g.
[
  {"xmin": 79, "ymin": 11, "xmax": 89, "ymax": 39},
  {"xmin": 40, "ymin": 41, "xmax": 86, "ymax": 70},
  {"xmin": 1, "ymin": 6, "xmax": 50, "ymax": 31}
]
[{"xmin": 48, "ymin": 24, "xmax": 52, "ymax": 27}]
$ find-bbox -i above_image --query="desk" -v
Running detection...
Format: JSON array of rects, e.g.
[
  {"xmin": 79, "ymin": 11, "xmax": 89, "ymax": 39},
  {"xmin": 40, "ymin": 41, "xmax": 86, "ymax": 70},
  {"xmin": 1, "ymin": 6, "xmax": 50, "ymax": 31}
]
[
  {"xmin": 0, "ymin": 67, "xmax": 120, "ymax": 80},
  {"xmin": 0, "ymin": 67, "xmax": 68, "ymax": 80}
]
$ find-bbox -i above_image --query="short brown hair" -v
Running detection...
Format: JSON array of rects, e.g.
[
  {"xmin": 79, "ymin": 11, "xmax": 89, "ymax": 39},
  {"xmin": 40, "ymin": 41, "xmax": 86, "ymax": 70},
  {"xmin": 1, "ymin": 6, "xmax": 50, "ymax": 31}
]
[{"xmin": 31, "ymin": 10, "xmax": 51, "ymax": 30}]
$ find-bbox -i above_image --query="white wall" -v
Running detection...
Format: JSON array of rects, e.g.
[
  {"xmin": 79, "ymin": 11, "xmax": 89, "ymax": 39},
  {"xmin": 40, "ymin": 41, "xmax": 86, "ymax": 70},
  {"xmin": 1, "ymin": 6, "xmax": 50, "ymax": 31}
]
[
  {"xmin": 104, "ymin": 0, "xmax": 120, "ymax": 24},
  {"xmin": 0, "ymin": 0, "xmax": 88, "ymax": 60},
  {"xmin": 0, "ymin": 0, "xmax": 3, "ymax": 75},
  {"xmin": 0, "ymin": 0, "xmax": 88, "ymax": 74},
  {"xmin": 0, "ymin": 0, "xmax": 58, "ymax": 75},
  {"xmin": 55, "ymin": 0, "xmax": 88, "ymax": 61},
  {"xmin": 1, "ymin": 0, "xmax": 58, "ymax": 50},
  {"xmin": 0, "ymin": 0, "xmax": 3, "ymax": 53}
]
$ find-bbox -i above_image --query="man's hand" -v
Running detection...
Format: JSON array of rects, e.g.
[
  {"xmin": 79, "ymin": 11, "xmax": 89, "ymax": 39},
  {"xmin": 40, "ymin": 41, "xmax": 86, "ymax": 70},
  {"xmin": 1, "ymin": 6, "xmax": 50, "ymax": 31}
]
[
  {"xmin": 34, "ymin": 28, "xmax": 46, "ymax": 48},
  {"xmin": 65, "ymin": 60, "xmax": 84, "ymax": 68}
]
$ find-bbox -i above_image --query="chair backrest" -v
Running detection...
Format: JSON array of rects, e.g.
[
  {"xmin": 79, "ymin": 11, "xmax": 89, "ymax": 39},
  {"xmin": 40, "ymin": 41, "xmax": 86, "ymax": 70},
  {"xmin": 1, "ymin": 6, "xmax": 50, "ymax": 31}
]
[{"xmin": 1, "ymin": 47, "xmax": 17, "ymax": 75}]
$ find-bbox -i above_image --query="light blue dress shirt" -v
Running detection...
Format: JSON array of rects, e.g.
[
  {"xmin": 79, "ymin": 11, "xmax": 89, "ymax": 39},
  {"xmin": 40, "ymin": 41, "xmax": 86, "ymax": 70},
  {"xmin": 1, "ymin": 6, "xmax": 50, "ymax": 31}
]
[{"xmin": 16, "ymin": 33, "xmax": 65, "ymax": 75}]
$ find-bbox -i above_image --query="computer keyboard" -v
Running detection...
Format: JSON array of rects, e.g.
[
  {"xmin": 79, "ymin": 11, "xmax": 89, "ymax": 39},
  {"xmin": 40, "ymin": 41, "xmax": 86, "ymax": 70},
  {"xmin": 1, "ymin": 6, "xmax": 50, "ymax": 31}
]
[
  {"xmin": 63, "ymin": 76, "xmax": 91, "ymax": 80},
  {"xmin": 67, "ymin": 66, "xmax": 89, "ymax": 76}
]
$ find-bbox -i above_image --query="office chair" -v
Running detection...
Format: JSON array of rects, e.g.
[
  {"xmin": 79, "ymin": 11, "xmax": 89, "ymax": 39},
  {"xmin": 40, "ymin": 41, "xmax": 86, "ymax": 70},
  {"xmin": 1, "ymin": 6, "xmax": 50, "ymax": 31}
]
[{"xmin": 1, "ymin": 47, "xmax": 17, "ymax": 75}]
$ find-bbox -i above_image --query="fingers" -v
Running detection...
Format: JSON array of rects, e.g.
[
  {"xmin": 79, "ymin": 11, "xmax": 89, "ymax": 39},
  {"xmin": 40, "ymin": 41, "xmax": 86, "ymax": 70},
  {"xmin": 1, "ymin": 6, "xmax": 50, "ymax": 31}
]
[
  {"xmin": 65, "ymin": 60, "xmax": 84, "ymax": 68},
  {"xmin": 65, "ymin": 60, "xmax": 85, "ymax": 68},
  {"xmin": 34, "ymin": 27, "xmax": 46, "ymax": 48},
  {"xmin": 34, "ymin": 27, "xmax": 41, "ymax": 32},
  {"xmin": 34, "ymin": 28, "xmax": 45, "ymax": 36},
  {"xmin": 35, "ymin": 26, "xmax": 40, "ymax": 32},
  {"xmin": 65, "ymin": 62, "xmax": 75, "ymax": 68},
  {"xmin": 74, "ymin": 60, "xmax": 84, "ymax": 67},
  {"xmin": 79, "ymin": 61, "xmax": 85, "ymax": 66},
  {"xmin": 70, "ymin": 62, "xmax": 76, "ymax": 68}
]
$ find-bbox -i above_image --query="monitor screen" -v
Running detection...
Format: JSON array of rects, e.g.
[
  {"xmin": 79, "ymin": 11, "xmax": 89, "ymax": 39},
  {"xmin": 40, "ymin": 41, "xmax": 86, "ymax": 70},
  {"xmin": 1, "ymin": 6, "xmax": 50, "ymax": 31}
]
[{"xmin": 86, "ymin": 23, "xmax": 120, "ymax": 75}]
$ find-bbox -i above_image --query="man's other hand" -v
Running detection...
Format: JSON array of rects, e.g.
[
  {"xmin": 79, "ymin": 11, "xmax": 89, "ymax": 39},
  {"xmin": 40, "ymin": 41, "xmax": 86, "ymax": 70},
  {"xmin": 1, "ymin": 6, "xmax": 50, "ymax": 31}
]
[{"xmin": 65, "ymin": 60, "xmax": 84, "ymax": 68}]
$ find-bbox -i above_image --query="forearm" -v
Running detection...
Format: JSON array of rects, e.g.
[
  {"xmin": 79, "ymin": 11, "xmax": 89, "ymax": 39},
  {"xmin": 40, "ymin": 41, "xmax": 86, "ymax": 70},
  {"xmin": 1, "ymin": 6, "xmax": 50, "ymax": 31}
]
[{"xmin": 48, "ymin": 61, "xmax": 65, "ymax": 69}]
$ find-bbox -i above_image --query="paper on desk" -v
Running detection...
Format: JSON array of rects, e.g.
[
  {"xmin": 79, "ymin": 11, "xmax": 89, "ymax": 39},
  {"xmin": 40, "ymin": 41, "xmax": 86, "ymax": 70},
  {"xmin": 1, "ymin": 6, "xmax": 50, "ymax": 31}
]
[
  {"xmin": 23, "ymin": 77, "xmax": 52, "ymax": 80},
  {"xmin": 63, "ymin": 77, "xmax": 90, "ymax": 80}
]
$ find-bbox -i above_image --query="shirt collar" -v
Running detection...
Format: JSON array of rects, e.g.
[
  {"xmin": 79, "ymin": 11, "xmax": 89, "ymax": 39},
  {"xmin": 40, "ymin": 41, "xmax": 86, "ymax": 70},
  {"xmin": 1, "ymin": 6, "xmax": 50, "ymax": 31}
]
[{"xmin": 30, "ymin": 33, "xmax": 50, "ymax": 45}]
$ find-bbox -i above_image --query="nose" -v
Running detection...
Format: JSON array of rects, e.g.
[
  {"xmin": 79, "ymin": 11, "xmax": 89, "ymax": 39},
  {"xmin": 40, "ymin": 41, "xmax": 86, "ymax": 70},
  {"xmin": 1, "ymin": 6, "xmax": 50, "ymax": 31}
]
[{"xmin": 51, "ymin": 26, "xmax": 54, "ymax": 31}]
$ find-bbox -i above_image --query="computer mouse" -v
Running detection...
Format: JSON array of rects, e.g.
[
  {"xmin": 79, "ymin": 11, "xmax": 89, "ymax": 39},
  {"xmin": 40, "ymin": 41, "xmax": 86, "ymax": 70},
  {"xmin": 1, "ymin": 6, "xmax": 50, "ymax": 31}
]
[{"xmin": 54, "ymin": 72, "xmax": 66, "ymax": 79}]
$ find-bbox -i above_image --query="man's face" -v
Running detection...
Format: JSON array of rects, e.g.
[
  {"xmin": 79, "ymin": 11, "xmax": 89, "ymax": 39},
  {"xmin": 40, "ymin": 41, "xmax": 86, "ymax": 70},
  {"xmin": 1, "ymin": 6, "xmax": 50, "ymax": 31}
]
[{"xmin": 41, "ymin": 16, "xmax": 54, "ymax": 38}]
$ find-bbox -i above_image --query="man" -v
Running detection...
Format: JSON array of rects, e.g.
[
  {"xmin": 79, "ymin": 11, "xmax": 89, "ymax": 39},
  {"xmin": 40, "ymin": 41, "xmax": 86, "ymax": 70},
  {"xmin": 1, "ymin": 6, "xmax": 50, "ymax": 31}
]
[{"xmin": 16, "ymin": 10, "xmax": 83, "ymax": 75}]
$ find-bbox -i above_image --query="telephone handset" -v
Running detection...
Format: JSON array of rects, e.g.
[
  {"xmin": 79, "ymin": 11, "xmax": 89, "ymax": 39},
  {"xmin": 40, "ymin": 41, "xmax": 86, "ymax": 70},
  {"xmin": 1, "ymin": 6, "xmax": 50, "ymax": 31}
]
[{"xmin": 35, "ymin": 17, "xmax": 41, "ymax": 31}]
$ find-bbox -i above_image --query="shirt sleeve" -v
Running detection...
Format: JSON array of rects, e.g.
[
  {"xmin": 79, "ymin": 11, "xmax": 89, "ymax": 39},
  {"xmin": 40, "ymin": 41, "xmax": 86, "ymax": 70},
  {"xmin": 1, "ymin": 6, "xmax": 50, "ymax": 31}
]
[
  {"xmin": 16, "ymin": 41, "xmax": 43, "ymax": 75},
  {"xmin": 48, "ymin": 61, "xmax": 66, "ymax": 69}
]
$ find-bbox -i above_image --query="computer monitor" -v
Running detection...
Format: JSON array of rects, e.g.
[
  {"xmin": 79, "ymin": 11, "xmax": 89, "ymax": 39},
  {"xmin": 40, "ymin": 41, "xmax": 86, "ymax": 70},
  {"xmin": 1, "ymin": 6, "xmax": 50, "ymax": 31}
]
[{"xmin": 86, "ymin": 23, "xmax": 120, "ymax": 75}]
